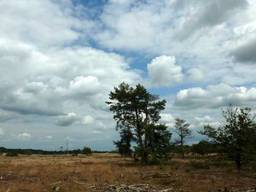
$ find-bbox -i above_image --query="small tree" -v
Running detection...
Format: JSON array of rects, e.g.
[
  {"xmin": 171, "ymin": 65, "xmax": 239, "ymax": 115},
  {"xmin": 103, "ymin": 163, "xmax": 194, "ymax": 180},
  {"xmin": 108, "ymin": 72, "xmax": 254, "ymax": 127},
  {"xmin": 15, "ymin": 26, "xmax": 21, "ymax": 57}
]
[
  {"xmin": 144, "ymin": 124, "xmax": 172, "ymax": 163},
  {"xmin": 174, "ymin": 118, "xmax": 191, "ymax": 158},
  {"xmin": 200, "ymin": 106, "xmax": 256, "ymax": 170},
  {"xmin": 114, "ymin": 126, "xmax": 133, "ymax": 156}
]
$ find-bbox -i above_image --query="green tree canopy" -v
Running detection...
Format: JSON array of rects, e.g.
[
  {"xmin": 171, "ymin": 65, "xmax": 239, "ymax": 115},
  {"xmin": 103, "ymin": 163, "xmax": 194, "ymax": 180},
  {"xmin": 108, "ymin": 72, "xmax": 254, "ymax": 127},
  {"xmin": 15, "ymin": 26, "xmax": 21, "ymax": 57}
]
[
  {"xmin": 107, "ymin": 82, "xmax": 171, "ymax": 163},
  {"xmin": 200, "ymin": 106, "xmax": 256, "ymax": 169}
]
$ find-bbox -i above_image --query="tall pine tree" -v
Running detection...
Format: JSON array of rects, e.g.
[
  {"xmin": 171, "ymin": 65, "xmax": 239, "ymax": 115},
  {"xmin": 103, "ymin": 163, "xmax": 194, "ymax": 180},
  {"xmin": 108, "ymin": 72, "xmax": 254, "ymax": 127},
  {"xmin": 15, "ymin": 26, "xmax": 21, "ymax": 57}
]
[{"xmin": 107, "ymin": 82, "xmax": 171, "ymax": 163}]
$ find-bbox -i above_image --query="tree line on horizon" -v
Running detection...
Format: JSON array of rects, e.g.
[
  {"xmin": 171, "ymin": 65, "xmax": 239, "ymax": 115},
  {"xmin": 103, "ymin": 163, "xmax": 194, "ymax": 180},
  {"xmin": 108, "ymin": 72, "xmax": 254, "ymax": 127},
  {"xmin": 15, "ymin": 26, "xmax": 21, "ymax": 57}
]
[
  {"xmin": 0, "ymin": 146, "xmax": 93, "ymax": 156},
  {"xmin": 107, "ymin": 82, "xmax": 256, "ymax": 169}
]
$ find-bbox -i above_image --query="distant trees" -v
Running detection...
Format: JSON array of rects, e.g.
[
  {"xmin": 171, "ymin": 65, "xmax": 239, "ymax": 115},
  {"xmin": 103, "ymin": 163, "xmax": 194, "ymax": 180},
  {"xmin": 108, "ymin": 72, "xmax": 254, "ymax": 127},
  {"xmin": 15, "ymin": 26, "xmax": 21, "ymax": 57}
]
[
  {"xmin": 107, "ymin": 83, "xmax": 256, "ymax": 168},
  {"xmin": 200, "ymin": 106, "xmax": 256, "ymax": 170},
  {"xmin": 0, "ymin": 147, "xmax": 93, "ymax": 155},
  {"xmin": 107, "ymin": 82, "xmax": 172, "ymax": 164},
  {"xmin": 174, "ymin": 118, "xmax": 191, "ymax": 158},
  {"xmin": 191, "ymin": 140, "xmax": 222, "ymax": 155},
  {"xmin": 191, "ymin": 140, "xmax": 210, "ymax": 155}
]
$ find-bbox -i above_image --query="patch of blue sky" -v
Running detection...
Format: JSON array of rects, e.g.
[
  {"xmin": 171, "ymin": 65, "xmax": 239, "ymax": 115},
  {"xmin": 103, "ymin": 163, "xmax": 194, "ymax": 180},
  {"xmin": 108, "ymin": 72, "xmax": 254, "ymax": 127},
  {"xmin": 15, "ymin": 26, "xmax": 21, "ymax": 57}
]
[{"xmin": 72, "ymin": 0, "xmax": 106, "ymax": 20}]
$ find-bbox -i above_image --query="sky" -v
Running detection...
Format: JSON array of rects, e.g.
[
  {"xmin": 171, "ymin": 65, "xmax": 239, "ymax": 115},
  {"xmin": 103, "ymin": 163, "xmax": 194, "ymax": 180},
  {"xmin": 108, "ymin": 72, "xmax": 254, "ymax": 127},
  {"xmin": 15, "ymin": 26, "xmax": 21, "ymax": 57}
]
[{"xmin": 0, "ymin": 0, "xmax": 256, "ymax": 151}]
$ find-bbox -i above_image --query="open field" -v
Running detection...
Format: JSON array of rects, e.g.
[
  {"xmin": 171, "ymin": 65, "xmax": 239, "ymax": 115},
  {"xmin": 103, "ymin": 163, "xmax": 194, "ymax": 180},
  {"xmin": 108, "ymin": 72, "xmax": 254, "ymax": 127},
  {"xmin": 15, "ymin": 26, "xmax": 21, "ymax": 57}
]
[{"xmin": 0, "ymin": 153, "xmax": 256, "ymax": 192}]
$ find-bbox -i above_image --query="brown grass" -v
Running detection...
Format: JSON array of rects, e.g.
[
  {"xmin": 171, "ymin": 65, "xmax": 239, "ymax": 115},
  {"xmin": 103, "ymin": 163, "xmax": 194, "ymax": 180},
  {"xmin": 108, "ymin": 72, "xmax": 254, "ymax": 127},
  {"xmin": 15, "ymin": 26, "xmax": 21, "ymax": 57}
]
[{"xmin": 0, "ymin": 153, "xmax": 255, "ymax": 192}]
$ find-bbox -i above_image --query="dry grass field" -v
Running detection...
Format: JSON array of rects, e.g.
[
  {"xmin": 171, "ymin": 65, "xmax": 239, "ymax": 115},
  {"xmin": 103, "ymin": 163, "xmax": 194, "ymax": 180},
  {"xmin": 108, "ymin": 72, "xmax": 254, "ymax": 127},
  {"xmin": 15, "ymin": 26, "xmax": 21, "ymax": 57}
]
[{"xmin": 0, "ymin": 153, "xmax": 256, "ymax": 192}]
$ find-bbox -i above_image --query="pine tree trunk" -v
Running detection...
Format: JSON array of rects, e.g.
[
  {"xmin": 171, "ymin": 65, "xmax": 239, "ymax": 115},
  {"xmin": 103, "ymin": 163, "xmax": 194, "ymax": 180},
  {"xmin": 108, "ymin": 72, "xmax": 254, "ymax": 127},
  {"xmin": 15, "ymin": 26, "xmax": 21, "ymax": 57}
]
[
  {"xmin": 235, "ymin": 152, "xmax": 241, "ymax": 170},
  {"xmin": 181, "ymin": 138, "xmax": 185, "ymax": 159}
]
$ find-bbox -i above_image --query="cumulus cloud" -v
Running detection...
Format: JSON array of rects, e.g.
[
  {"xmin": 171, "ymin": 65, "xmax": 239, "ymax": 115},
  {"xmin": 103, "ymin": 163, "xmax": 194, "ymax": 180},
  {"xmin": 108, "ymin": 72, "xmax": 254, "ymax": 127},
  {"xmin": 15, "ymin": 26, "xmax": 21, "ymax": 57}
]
[
  {"xmin": 0, "ymin": 86, "xmax": 64, "ymax": 116},
  {"xmin": 69, "ymin": 76, "xmax": 101, "ymax": 95},
  {"xmin": 1, "ymin": 0, "xmax": 256, "ymax": 149},
  {"xmin": 147, "ymin": 56, "xmax": 183, "ymax": 87},
  {"xmin": 160, "ymin": 113, "xmax": 175, "ymax": 128},
  {"xmin": 194, "ymin": 116, "xmax": 220, "ymax": 128},
  {"xmin": 91, "ymin": 0, "xmax": 256, "ymax": 87},
  {"xmin": 178, "ymin": 0, "xmax": 248, "ymax": 39},
  {"xmin": 0, "ymin": 43, "xmax": 140, "ymax": 148},
  {"xmin": 175, "ymin": 83, "xmax": 256, "ymax": 109},
  {"xmin": 0, "ymin": 0, "xmax": 142, "ymax": 150},
  {"xmin": 187, "ymin": 68, "xmax": 204, "ymax": 82},
  {"xmin": 56, "ymin": 113, "xmax": 95, "ymax": 127},
  {"xmin": 18, "ymin": 132, "xmax": 32, "ymax": 140},
  {"xmin": 82, "ymin": 115, "xmax": 95, "ymax": 125},
  {"xmin": 56, "ymin": 113, "xmax": 80, "ymax": 127},
  {"xmin": 96, "ymin": 0, "xmax": 161, "ymax": 51},
  {"xmin": 0, "ymin": 0, "xmax": 92, "ymax": 47}
]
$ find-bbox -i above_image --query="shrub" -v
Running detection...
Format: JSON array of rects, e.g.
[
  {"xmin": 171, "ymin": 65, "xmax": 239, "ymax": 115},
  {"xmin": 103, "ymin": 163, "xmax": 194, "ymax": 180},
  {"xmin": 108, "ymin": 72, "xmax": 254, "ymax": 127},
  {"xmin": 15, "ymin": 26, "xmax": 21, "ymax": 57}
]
[
  {"xmin": 5, "ymin": 152, "xmax": 19, "ymax": 157},
  {"xmin": 82, "ymin": 146, "xmax": 92, "ymax": 155}
]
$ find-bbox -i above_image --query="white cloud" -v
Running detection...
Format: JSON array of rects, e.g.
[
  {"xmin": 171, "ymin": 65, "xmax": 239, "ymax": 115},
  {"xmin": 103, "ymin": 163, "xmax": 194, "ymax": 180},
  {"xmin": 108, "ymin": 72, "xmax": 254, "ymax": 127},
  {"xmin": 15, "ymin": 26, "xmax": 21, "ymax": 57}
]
[
  {"xmin": 160, "ymin": 113, "xmax": 175, "ymax": 128},
  {"xmin": 82, "ymin": 115, "xmax": 94, "ymax": 125},
  {"xmin": 177, "ymin": 88, "xmax": 206, "ymax": 100},
  {"xmin": 18, "ymin": 132, "xmax": 32, "ymax": 140},
  {"xmin": 0, "ymin": 22, "xmax": 140, "ymax": 118},
  {"xmin": 0, "ymin": 0, "xmax": 91, "ymax": 47},
  {"xmin": 96, "ymin": 0, "xmax": 163, "ymax": 51},
  {"xmin": 187, "ymin": 68, "xmax": 204, "ymax": 82},
  {"xmin": 0, "ymin": 0, "xmax": 142, "ymax": 150},
  {"xmin": 194, "ymin": 116, "xmax": 220, "ymax": 128},
  {"xmin": 1, "ymin": 0, "xmax": 256, "ymax": 149},
  {"xmin": 175, "ymin": 83, "xmax": 256, "ymax": 109},
  {"xmin": 46, "ymin": 136, "xmax": 53, "ymax": 139},
  {"xmin": 147, "ymin": 55, "xmax": 183, "ymax": 87},
  {"xmin": 93, "ymin": 0, "xmax": 256, "ymax": 87},
  {"xmin": 69, "ymin": 76, "xmax": 101, "ymax": 96},
  {"xmin": 56, "ymin": 113, "xmax": 95, "ymax": 127}
]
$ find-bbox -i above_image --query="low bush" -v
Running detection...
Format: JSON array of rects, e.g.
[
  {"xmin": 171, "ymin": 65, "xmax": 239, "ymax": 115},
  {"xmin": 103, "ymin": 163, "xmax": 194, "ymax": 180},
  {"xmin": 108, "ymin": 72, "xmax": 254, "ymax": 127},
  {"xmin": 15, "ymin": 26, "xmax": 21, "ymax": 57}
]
[
  {"xmin": 82, "ymin": 146, "xmax": 92, "ymax": 155},
  {"xmin": 5, "ymin": 152, "xmax": 19, "ymax": 157}
]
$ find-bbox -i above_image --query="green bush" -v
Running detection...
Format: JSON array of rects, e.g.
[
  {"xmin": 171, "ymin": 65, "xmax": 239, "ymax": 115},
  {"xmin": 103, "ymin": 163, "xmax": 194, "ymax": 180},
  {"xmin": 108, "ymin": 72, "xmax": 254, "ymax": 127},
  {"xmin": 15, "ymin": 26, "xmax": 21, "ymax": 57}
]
[{"xmin": 82, "ymin": 146, "xmax": 92, "ymax": 155}]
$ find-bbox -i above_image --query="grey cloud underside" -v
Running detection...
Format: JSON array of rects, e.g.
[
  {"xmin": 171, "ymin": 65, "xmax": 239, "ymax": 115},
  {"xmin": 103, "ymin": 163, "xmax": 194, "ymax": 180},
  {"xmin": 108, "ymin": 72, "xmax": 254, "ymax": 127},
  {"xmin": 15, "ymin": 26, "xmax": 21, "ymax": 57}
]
[
  {"xmin": 0, "ymin": 86, "xmax": 64, "ymax": 117},
  {"xmin": 232, "ymin": 39, "xmax": 256, "ymax": 63},
  {"xmin": 198, "ymin": 0, "xmax": 247, "ymax": 26},
  {"xmin": 0, "ymin": 110, "xmax": 17, "ymax": 122},
  {"xmin": 1, "ymin": 106, "xmax": 62, "ymax": 117},
  {"xmin": 177, "ymin": 0, "xmax": 248, "ymax": 40},
  {"xmin": 56, "ymin": 117, "xmax": 78, "ymax": 127}
]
